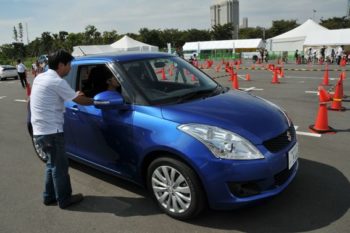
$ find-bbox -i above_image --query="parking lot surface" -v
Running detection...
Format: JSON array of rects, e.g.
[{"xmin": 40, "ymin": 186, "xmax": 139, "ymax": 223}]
[{"xmin": 0, "ymin": 63, "xmax": 349, "ymax": 233}]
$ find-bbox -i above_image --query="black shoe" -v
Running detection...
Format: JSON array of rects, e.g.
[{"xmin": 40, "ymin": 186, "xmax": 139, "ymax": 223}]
[
  {"xmin": 59, "ymin": 193, "xmax": 84, "ymax": 209},
  {"xmin": 43, "ymin": 199, "xmax": 57, "ymax": 206}
]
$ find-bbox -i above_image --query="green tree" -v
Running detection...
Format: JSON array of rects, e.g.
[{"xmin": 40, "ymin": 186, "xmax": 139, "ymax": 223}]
[
  {"xmin": 41, "ymin": 32, "xmax": 53, "ymax": 54},
  {"xmin": 211, "ymin": 23, "xmax": 235, "ymax": 40},
  {"xmin": 102, "ymin": 30, "xmax": 119, "ymax": 44},
  {"xmin": 139, "ymin": 28, "xmax": 163, "ymax": 48},
  {"xmin": 239, "ymin": 27, "xmax": 266, "ymax": 39},
  {"xmin": 267, "ymin": 20, "xmax": 299, "ymax": 38},
  {"xmin": 320, "ymin": 17, "xmax": 350, "ymax": 29}
]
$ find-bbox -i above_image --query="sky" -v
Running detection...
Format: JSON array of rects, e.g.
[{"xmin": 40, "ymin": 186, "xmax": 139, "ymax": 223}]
[{"xmin": 0, "ymin": 0, "xmax": 347, "ymax": 45}]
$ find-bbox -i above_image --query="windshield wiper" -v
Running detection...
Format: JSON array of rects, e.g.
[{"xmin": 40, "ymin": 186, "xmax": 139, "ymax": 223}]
[{"xmin": 175, "ymin": 88, "xmax": 217, "ymax": 103}]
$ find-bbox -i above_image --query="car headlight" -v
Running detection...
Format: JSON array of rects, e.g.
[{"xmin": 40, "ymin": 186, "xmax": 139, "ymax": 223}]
[{"xmin": 178, "ymin": 124, "xmax": 264, "ymax": 160}]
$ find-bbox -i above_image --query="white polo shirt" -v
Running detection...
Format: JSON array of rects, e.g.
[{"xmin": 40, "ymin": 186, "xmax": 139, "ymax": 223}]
[
  {"xmin": 30, "ymin": 69, "xmax": 78, "ymax": 135},
  {"xmin": 17, "ymin": 63, "xmax": 26, "ymax": 73}
]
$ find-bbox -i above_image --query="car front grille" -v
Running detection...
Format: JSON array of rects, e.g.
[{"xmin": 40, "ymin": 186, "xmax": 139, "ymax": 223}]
[{"xmin": 263, "ymin": 125, "xmax": 296, "ymax": 153}]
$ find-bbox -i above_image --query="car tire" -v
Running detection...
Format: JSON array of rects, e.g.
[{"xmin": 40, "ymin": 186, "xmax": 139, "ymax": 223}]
[
  {"xmin": 147, "ymin": 157, "xmax": 206, "ymax": 220},
  {"xmin": 28, "ymin": 123, "xmax": 47, "ymax": 162}
]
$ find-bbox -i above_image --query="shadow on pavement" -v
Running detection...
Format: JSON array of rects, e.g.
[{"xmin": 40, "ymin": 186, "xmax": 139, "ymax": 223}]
[
  {"xmin": 70, "ymin": 158, "xmax": 350, "ymax": 231},
  {"xmin": 188, "ymin": 158, "xmax": 350, "ymax": 232}
]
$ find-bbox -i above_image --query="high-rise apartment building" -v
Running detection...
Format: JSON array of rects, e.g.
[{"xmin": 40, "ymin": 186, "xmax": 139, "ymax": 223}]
[
  {"xmin": 348, "ymin": 0, "xmax": 350, "ymax": 17},
  {"xmin": 241, "ymin": 17, "xmax": 248, "ymax": 29},
  {"xmin": 210, "ymin": 0, "xmax": 239, "ymax": 39}
]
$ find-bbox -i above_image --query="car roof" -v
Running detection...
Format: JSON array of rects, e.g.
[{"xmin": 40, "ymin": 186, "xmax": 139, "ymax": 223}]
[{"xmin": 73, "ymin": 52, "xmax": 175, "ymax": 63}]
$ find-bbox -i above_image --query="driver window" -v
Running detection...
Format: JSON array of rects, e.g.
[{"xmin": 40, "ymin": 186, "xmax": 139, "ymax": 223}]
[{"xmin": 78, "ymin": 64, "xmax": 121, "ymax": 98}]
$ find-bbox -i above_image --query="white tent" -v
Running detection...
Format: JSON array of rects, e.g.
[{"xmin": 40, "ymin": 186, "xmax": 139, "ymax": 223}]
[
  {"xmin": 183, "ymin": 39, "xmax": 264, "ymax": 52},
  {"xmin": 72, "ymin": 35, "xmax": 159, "ymax": 57},
  {"xmin": 267, "ymin": 19, "xmax": 328, "ymax": 52},
  {"xmin": 304, "ymin": 28, "xmax": 350, "ymax": 46},
  {"xmin": 111, "ymin": 35, "xmax": 159, "ymax": 52}
]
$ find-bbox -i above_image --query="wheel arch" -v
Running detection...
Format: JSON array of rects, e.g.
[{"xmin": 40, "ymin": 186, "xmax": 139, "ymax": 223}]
[{"xmin": 140, "ymin": 150, "xmax": 207, "ymax": 199}]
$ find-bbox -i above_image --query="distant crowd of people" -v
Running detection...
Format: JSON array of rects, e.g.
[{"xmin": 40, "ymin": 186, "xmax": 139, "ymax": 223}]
[{"xmin": 295, "ymin": 45, "xmax": 347, "ymax": 65}]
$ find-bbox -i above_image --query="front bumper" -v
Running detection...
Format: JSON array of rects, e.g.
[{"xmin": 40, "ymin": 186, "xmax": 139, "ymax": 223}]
[{"xmin": 198, "ymin": 142, "xmax": 298, "ymax": 210}]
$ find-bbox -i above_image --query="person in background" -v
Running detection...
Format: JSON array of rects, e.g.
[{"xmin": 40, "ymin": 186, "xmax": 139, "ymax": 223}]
[
  {"xmin": 294, "ymin": 50, "xmax": 299, "ymax": 64},
  {"xmin": 31, "ymin": 62, "xmax": 38, "ymax": 77},
  {"xmin": 16, "ymin": 59, "xmax": 28, "ymax": 88},
  {"xmin": 30, "ymin": 49, "xmax": 93, "ymax": 209}
]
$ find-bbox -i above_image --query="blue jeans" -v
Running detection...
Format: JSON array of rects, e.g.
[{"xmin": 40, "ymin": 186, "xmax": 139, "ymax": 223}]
[{"xmin": 34, "ymin": 133, "xmax": 72, "ymax": 205}]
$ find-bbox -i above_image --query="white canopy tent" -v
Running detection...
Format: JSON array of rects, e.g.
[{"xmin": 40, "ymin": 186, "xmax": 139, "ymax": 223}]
[
  {"xmin": 183, "ymin": 39, "xmax": 264, "ymax": 52},
  {"xmin": 267, "ymin": 19, "xmax": 328, "ymax": 52},
  {"xmin": 304, "ymin": 29, "xmax": 350, "ymax": 46},
  {"xmin": 110, "ymin": 35, "xmax": 159, "ymax": 52},
  {"xmin": 72, "ymin": 35, "xmax": 159, "ymax": 57}
]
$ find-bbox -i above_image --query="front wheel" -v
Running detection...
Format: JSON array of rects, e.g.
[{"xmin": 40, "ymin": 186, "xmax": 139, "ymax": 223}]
[{"xmin": 147, "ymin": 157, "xmax": 206, "ymax": 220}]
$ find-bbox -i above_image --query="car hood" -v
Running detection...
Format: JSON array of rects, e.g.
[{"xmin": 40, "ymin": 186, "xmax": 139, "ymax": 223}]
[{"xmin": 161, "ymin": 90, "xmax": 290, "ymax": 144}]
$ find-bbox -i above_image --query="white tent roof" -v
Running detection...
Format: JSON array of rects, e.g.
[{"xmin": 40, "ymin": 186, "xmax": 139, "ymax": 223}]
[
  {"xmin": 267, "ymin": 19, "xmax": 329, "ymax": 51},
  {"xmin": 183, "ymin": 39, "xmax": 264, "ymax": 51},
  {"xmin": 72, "ymin": 35, "xmax": 159, "ymax": 57},
  {"xmin": 304, "ymin": 28, "xmax": 350, "ymax": 46},
  {"xmin": 271, "ymin": 19, "xmax": 328, "ymax": 41},
  {"xmin": 110, "ymin": 35, "xmax": 158, "ymax": 51}
]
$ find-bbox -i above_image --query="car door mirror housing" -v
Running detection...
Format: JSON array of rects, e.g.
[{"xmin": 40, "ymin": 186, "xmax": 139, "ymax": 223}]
[{"xmin": 93, "ymin": 91, "xmax": 125, "ymax": 109}]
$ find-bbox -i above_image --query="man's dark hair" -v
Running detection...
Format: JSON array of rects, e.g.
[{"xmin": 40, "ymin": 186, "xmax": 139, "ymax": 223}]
[
  {"xmin": 48, "ymin": 49, "xmax": 74, "ymax": 70},
  {"xmin": 17, "ymin": 59, "xmax": 21, "ymax": 63}
]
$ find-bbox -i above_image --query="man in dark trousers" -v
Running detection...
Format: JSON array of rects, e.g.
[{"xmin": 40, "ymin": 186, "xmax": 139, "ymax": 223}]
[
  {"xmin": 16, "ymin": 59, "xmax": 28, "ymax": 88},
  {"xmin": 30, "ymin": 50, "xmax": 93, "ymax": 209}
]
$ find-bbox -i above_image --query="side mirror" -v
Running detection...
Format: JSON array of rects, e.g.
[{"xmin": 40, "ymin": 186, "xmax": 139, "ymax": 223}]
[{"xmin": 93, "ymin": 91, "xmax": 126, "ymax": 109}]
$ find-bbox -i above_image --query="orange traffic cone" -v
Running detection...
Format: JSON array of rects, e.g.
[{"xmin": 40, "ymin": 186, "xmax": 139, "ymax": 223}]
[
  {"xmin": 329, "ymin": 79, "xmax": 346, "ymax": 111},
  {"xmin": 246, "ymin": 73, "xmax": 251, "ymax": 81},
  {"xmin": 280, "ymin": 68, "xmax": 285, "ymax": 78},
  {"xmin": 322, "ymin": 64, "xmax": 330, "ymax": 86},
  {"xmin": 26, "ymin": 82, "xmax": 31, "ymax": 97},
  {"xmin": 168, "ymin": 68, "xmax": 173, "ymax": 76},
  {"xmin": 161, "ymin": 68, "xmax": 167, "ymax": 80},
  {"xmin": 271, "ymin": 68, "xmax": 280, "ymax": 84},
  {"xmin": 232, "ymin": 73, "xmax": 239, "ymax": 89},
  {"xmin": 340, "ymin": 71, "xmax": 346, "ymax": 80},
  {"xmin": 309, "ymin": 86, "xmax": 336, "ymax": 134}
]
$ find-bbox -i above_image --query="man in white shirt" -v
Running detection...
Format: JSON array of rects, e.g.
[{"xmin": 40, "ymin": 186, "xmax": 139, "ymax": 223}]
[
  {"xmin": 16, "ymin": 59, "xmax": 28, "ymax": 88},
  {"xmin": 30, "ymin": 50, "xmax": 93, "ymax": 209}
]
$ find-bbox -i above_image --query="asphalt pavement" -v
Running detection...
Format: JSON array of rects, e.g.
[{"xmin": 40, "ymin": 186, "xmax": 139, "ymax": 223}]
[{"xmin": 0, "ymin": 64, "xmax": 349, "ymax": 233}]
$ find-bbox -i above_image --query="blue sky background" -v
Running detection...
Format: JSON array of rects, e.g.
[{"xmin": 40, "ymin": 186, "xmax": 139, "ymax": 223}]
[{"xmin": 0, "ymin": 0, "xmax": 346, "ymax": 45}]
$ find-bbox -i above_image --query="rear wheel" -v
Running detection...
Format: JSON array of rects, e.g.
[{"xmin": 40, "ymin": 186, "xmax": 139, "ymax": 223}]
[
  {"xmin": 147, "ymin": 157, "xmax": 206, "ymax": 220},
  {"xmin": 28, "ymin": 123, "xmax": 47, "ymax": 162}
]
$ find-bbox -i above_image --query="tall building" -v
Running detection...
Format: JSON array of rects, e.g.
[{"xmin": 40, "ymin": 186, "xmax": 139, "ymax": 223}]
[
  {"xmin": 210, "ymin": 0, "xmax": 239, "ymax": 39},
  {"xmin": 348, "ymin": 0, "xmax": 350, "ymax": 18},
  {"xmin": 241, "ymin": 17, "xmax": 248, "ymax": 29}
]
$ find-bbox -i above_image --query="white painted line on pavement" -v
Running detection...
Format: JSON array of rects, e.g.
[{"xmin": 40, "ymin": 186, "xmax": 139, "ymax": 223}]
[
  {"xmin": 14, "ymin": 99, "xmax": 28, "ymax": 103},
  {"xmin": 305, "ymin": 91, "xmax": 318, "ymax": 94},
  {"xmin": 240, "ymin": 87, "xmax": 264, "ymax": 91},
  {"xmin": 296, "ymin": 131, "xmax": 322, "ymax": 137},
  {"xmin": 294, "ymin": 125, "xmax": 321, "ymax": 137},
  {"xmin": 286, "ymin": 76, "xmax": 336, "ymax": 81},
  {"xmin": 0, "ymin": 96, "xmax": 7, "ymax": 99}
]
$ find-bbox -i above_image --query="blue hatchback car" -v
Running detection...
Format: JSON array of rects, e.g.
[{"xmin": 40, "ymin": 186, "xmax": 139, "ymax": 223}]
[{"xmin": 28, "ymin": 52, "xmax": 298, "ymax": 219}]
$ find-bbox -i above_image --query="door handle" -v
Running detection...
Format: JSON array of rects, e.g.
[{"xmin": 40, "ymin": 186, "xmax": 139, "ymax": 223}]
[{"xmin": 71, "ymin": 105, "xmax": 79, "ymax": 111}]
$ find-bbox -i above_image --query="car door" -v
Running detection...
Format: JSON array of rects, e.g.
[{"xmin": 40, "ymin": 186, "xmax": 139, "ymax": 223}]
[{"xmin": 65, "ymin": 63, "xmax": 135, "ymax": 178}]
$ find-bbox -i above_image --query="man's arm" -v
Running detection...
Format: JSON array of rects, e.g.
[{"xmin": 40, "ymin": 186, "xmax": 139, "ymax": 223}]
[{"xmin": 72, "ymin": 91, "xmax": 94, "ymax": 105}]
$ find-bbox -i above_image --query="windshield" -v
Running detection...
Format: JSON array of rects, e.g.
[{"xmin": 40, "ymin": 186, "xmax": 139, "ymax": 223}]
[{"xmin": 120, "ymin": 56, "xmax": 220, "ymax": 105}]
